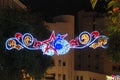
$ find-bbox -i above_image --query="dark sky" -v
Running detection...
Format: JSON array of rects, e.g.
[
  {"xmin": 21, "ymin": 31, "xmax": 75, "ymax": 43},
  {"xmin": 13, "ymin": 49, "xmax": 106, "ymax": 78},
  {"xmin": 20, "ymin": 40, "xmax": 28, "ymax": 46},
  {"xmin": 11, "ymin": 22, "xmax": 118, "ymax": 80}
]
[{"xmin": 20, "ymin": 0, "xmax": 107, "ymax": 15}]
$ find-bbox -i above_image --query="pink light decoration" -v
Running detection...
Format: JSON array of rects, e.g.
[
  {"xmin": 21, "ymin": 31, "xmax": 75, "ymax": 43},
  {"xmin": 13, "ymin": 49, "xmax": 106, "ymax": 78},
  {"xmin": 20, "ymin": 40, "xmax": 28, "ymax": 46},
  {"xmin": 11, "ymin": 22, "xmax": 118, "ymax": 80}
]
[{"xmin": 5, "ymin": 31, "xmax": 108, "ymax": 56}]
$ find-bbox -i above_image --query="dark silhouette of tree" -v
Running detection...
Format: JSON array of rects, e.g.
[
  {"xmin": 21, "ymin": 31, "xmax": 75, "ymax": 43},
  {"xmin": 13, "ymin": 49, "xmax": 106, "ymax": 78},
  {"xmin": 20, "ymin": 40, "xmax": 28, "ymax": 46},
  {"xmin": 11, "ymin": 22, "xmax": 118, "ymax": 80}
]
[
  {"xmin": 0, "ymin": 8, "xmax": 53, "ymax": 80},
  {"xmin": 104, "ymin": 0, "xmax": 120, "ymax": 62},
  {"xmin": 107, "ymin": 31, "xmax": 120, "ymax": 62}
]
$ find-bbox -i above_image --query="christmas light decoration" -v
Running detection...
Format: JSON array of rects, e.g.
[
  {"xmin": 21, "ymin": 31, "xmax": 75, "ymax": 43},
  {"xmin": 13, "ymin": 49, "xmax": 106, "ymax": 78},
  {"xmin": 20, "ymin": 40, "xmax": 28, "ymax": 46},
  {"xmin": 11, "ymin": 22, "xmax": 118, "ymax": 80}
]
[
  {"xmin": 106, "ymin": 75, "xmax": 120, "ymax": 80},
  {"xmin": 5, "ymin": 31, "xmax": 108, "ymax": 56}
]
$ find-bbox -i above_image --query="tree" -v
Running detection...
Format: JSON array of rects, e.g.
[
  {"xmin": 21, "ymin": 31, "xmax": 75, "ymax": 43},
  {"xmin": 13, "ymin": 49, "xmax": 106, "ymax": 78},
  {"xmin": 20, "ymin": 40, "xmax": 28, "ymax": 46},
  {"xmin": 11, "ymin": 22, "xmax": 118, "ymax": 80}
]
[
  {"xmin": 90, "ymin": 0, "xmax": 120, "ymax": 61},
  {"xmin": 107, "ymin": 30, "xmax": 120, "ymax": 62},
  {"xmin": 105, "ymin": 0, "xmax": 120, "ymax": 62},
  {"xmin": 0, "ymin": 8, "xmax": 53, "ymax": 80}
]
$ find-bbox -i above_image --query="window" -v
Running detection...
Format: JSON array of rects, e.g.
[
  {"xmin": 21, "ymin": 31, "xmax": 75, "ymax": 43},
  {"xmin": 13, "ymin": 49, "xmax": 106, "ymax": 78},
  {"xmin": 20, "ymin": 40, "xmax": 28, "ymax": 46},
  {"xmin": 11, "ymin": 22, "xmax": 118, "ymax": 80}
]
[
  {"xmin": 80, "ymin": 76, "xmax": 83, "ymax": 80},
  {"xmin": 78, "ymin": 65, "xmax": 81, "ymax": 69},
  {"xmin": 58, "ymin": 74, "xmax": 61, "ymax": 77},
  {"xmin": 76, "ymin": 76, "xmax": 79, "ymax": 80},
  {"xmin": 63, "ymin": 62, "xmax": 66, "ymax": 66},
  {"xmin": 78, "ymin": 55, "xmax": 81, "ymax": 58},
  {"xmin": 58, "ymin": 60, "xmax": 61, "ymax": 66},
  {"xmin": 51, "ymin": 60, "xmax": 55, "ymax": 66},
  {"xmin": 58, "ymin": 74, "xmax": 61, "ymax": 80},
  {"xmin": 88, "ymin": 54, "xmax": 91, "ymax": 58},
  {"xmin": 63, "ymin": 74, "xmax": 66, "ymax": 80},
  {"xmin": 88, "ymin": 65, "xmax": 91, "ymax": 68},
  {"xmin": 93, "ymin": 24, "xmax": 96, "ymax": 31},
  {"xmin": 95, "ymin": 66, "xmax": 99, "ymax": 70},
  {"xmin": 90, "ymin": 77, "xmax": 91, "ymax": 80},
  {"xmin": 118, "ymin": 65, "xmax": 120, "ymax": 71},
  {"xmin": 96, "ymin": 54, "xmax": 99, "ymax": 58},
  {"xmin": 112, "ymin": 66, "xmax": 117, "ymax": 71}
]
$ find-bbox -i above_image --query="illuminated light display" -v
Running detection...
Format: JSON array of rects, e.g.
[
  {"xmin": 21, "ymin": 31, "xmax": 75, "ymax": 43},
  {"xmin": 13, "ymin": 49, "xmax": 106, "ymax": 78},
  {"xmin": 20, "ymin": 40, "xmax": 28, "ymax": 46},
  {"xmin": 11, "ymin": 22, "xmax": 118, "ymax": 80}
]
[
  {"xmin": 70, "ymin": 31, "xmax": 108, "ymax": 49},
  {"xmin": 5, "ymin": 31, "xmax": 108, "ymax": 56},
  {"xmin": 106, "ymin": 75, "xmax": 120, "ymax": 80}
]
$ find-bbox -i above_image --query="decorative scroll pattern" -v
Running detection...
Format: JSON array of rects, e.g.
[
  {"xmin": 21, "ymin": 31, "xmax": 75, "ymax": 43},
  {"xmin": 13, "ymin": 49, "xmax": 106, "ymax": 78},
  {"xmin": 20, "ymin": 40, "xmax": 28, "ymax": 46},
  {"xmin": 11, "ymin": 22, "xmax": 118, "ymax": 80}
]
[
  {"xmin": 5, "ymin": 31, "xmax": 108, "ymax": 56},
  {"xmin": 70, "ymin": 31, "xmax": 108, "ymax": 49}
]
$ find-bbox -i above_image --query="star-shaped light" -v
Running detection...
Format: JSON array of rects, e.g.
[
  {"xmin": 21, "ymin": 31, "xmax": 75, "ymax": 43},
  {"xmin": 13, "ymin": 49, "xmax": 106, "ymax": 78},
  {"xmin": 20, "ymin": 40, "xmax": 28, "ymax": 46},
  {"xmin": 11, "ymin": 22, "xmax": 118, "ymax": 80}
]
[{"xmin": 41, "ymin": 31, "xmax": 68, "ymax": 55}]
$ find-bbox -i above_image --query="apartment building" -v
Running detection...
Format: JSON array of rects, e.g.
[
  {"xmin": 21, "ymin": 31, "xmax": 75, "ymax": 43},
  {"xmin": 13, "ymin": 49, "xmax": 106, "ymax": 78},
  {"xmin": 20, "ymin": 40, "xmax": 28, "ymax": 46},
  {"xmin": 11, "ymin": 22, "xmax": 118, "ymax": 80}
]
[
  {"xmin": 74, "ymin": 11, "xmax": 120, "ymax": 80},
  {"xmin": 0, "ymin": 0, "xmax": 26, "ymax": 9},
  {"xmin": 45, "ymin": 11, "xmax": 120, "ymax": 80},
  {"xmin": 44, "ymin": 15, "xmax": 75, "ymax": 80}
]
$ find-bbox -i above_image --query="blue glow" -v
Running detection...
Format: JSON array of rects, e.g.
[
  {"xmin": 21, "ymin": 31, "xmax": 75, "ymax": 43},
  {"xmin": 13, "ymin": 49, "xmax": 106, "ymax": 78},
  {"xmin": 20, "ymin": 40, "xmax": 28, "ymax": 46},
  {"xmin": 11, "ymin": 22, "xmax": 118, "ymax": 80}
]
[
  {"xmin": 53, "ymin": 39, "xmax": 63, "ymax": 50},
  {"xmin": 53, "ymin": 34, "xmax": 63, "ymax": 50}
]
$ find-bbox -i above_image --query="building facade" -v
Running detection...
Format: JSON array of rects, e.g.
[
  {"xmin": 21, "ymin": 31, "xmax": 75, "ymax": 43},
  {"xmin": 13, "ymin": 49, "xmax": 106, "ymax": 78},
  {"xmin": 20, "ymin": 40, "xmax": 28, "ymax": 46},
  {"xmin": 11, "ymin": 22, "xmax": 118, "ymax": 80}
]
[
  {"xmin": 74, "ymin": 11, "xmax": 120, "ymax": 80},
  {"xmin": 45, "ymin": 11, "xmax": 120, "ymax": 80},
  {"xmin": 44, "ymin": 15, "xmax": 75, "ymax": 80},
  {"xmin": 0, "ymin": 0, "xmax": 26, "ymax": 9}
]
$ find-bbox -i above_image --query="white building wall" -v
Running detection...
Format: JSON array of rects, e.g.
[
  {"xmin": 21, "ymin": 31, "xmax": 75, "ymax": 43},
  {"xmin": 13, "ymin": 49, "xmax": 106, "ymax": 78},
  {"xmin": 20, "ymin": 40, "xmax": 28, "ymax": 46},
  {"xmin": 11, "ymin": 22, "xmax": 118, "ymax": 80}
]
[
  {"xmin": 44, "ymin": 15, "xmax": 75, "ymax": 80},
  {"xmin": 75, "ymin": 71, "xmax": 106, "ymax": 80}
]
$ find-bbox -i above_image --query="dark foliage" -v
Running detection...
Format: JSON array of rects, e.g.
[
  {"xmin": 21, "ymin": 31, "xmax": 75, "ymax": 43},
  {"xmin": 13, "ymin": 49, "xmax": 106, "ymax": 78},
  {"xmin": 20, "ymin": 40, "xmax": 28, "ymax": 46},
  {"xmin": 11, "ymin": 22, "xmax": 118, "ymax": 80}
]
[
  {"xmin": 0, "ymin": 8, "xmax": 53, "ymax": 80},
  {"xmin": 107, "ymin": 30, "xmax": 120, "ymax": 62}
]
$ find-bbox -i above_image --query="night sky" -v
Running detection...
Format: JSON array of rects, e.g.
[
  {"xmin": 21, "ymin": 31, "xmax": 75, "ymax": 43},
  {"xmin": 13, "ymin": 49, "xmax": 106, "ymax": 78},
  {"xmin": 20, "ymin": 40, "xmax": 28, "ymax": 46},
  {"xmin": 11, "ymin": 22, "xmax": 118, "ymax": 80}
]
[{"xmin": 20, "ymin": 0, "xmax": 107, "ymax": 16}]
